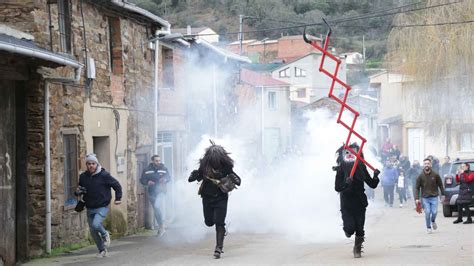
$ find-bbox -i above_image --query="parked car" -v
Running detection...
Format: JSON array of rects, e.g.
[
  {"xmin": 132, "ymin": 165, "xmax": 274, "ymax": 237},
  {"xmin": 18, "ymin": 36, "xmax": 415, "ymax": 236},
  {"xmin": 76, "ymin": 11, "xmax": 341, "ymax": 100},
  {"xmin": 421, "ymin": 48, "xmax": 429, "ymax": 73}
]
[{"xmin": 442, "ymin": 159, "xmax": 474, "ymax": 217}]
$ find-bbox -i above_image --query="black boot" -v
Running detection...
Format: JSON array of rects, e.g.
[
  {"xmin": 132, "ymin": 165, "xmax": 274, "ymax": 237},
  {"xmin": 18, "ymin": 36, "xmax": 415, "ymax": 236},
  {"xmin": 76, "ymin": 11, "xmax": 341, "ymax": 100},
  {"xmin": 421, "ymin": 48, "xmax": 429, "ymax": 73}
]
[
  {"xmin": 214, "ymin": 226, "xmax": 226, "ymax": 259},
  {"xmin": 463, "ymin": 209, "xmax": 472, "ymax": 224},
  {"xmin": 353, "ymin": 236, "xmax": 364, "ymax": 258},
  {"xmin": 453, "ymin": 218, "xmax": 463, "ymax": 224}
]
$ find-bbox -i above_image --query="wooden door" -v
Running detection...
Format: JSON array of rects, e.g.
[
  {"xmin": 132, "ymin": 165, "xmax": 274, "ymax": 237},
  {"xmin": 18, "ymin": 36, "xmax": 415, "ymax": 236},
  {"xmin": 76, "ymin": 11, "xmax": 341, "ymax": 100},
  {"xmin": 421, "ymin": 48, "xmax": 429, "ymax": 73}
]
[
  {"xmin": 136, "ymin": 154, "xmax": 148, "ymax": 228},
  {"xmin": 0, "ymin": 83, "xmax": 16, "ymax": 265}
]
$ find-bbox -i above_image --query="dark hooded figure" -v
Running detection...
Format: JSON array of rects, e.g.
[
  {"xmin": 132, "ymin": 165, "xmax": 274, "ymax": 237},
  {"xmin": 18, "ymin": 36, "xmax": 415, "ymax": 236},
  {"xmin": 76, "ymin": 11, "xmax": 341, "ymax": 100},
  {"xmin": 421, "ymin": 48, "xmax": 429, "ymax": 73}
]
[
  {"xmin": 188, "ymin": 141, "xmax": 241, "ymax": 259},
  {"xmin": 333, "ymin": 143, "xmax": 380, "ymax": 258}
]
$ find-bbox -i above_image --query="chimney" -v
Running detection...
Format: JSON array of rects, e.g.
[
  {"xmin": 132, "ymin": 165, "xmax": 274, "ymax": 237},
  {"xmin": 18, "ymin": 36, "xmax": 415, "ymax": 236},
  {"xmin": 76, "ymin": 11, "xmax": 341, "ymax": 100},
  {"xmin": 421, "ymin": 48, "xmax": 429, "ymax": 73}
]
[{"xmin": 187, "ymin": 25, "xmax": 191, "ymax": 35}]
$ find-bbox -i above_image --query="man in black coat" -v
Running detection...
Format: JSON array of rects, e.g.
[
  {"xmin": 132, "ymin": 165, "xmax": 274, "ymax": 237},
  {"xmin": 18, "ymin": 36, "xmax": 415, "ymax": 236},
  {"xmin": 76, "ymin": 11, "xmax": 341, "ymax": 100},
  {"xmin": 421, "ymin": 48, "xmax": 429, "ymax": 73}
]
[
  {"xmin": 334, "ymin": 143, "xmax": 380, "ymax": 258},
  {"xmin": 188, "ymin": 141, "xmax": 241, "ymax": 259},
  {"xmin": 140, "ymin": 155, "xmax": 170, "ymax": 237},
  {"xmin": 76, "ymin": 153, "xmax": 122, "ymax": 258}
]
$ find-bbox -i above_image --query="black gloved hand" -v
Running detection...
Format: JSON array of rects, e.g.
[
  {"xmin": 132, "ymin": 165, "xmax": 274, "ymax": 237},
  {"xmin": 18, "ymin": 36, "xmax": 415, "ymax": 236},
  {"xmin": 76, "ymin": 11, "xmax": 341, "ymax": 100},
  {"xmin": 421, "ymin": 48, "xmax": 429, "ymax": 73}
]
[
  {"xmin": 373, "ymin": 169, "xmax": 381, "ymax": 178},
  {"xmin": 227, "ymin": 173, "xmax": 241, "ymax": 186},
  {"xmin": 345, "ymin": 177, "xmax": 353, "ymax": 186},
  {"xmin": 188, "ymin": 170, "xmax": 200, "ymax": 182},
  {"xmin": 74, "ymin": 186, "xmax": 87, "ymax": 196}
]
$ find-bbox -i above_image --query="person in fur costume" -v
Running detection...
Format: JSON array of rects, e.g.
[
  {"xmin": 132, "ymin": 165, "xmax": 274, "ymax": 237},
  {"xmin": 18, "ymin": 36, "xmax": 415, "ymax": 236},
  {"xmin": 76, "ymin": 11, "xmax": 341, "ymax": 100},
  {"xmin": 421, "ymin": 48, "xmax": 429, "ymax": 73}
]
[
  {"xmin": 333, "ymin": 143, "xmax": 380, "ymax": 258},
  {"xmin": 188, "ymin": 140, "xmax": 241, "ymax": 259}
]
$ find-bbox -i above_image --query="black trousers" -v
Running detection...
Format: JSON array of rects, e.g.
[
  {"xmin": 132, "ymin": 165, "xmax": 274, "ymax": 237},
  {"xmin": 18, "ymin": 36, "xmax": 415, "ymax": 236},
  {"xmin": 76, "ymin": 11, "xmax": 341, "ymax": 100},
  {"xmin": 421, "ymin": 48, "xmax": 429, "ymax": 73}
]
[
  {"xmin": 341, "ymin": 207, "xmax": 366, "ymax": 237},
  {"xmin": 202, "ymin": 196, "xmax": 228, "ymax": 228},
  {"xmin": 398, "ymin": 188, "xmax": 407, "ymax": 204},
  {"xmin": 457, "ymin": 203, "xmax": 472, "ymax": 220}
]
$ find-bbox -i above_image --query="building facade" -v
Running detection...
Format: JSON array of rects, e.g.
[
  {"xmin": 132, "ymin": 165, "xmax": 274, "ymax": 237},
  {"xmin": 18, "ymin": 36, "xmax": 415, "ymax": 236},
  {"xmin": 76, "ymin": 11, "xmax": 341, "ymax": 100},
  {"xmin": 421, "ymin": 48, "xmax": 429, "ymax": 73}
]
[{"xmin": 0, "ymin": 0, "xmax": 174, "ymax": 263}]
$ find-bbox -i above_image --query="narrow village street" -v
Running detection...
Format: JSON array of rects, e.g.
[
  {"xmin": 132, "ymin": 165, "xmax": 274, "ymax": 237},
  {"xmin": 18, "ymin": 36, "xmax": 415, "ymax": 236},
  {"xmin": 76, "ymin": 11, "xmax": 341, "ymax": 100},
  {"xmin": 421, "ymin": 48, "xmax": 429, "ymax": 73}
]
[
  {"xmin": 27, "ymin": 194, "xmax": 474, "ymax": 265},
  {"xmin": 2, "ymin": 1, "xmax": 473, "ymax": 265}
]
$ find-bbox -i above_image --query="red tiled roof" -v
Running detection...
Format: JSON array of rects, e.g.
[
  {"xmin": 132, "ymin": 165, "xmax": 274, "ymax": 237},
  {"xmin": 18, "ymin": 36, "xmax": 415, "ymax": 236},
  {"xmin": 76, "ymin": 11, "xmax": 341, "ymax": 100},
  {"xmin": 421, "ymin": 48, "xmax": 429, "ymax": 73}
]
[{"xmin": 240, "ymin": 68, "xmax": 289, "ymax": 87}]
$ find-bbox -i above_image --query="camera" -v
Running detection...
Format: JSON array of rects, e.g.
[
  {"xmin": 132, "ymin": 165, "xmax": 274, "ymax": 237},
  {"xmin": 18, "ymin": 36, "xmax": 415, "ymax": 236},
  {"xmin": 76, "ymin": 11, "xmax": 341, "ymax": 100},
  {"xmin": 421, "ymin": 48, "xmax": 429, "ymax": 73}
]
[{"xmin": 75, "ymin": 186, "xmax": 87, "ymax": 196}]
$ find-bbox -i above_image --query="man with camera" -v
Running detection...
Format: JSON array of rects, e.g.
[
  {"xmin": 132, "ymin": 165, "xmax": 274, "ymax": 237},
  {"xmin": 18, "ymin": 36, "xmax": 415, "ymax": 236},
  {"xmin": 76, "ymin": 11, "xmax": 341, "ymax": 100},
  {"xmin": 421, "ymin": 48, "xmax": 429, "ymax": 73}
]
[
  {"xmin": 140, "ymin": 155, "xmax": 170, "ymax": 237},
  {"xmin": 76, "ymin": 154, "xmax": 122, "ymax": 258}
]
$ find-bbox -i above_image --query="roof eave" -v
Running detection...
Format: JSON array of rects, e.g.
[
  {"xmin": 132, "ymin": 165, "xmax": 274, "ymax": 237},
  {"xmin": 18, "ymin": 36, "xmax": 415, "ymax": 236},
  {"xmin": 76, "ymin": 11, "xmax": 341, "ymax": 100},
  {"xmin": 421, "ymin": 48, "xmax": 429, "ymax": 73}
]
[{"xmin": 110, "ymin": 0, "xmax": 171, "ymax": 31}]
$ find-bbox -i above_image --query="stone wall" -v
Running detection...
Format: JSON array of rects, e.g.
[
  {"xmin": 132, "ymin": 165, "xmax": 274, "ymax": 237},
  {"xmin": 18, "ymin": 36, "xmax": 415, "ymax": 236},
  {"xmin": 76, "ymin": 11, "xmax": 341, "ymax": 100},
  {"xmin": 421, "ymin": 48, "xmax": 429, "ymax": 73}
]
[
  {"xmin": 1, "ymin": 0, "xmax": 162, "ymax": 257},
  {"xmin": 120, "ymin": 17, "xmax": 155, "ymax": 232}
]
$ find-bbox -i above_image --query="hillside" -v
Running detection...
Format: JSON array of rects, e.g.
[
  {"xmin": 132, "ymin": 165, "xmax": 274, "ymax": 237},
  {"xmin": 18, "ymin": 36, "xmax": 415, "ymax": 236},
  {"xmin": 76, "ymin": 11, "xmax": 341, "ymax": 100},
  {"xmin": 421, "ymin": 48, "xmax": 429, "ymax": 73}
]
[{"xmin": 130, "ymin": 0, "xmax": 405, "ymax": 63}]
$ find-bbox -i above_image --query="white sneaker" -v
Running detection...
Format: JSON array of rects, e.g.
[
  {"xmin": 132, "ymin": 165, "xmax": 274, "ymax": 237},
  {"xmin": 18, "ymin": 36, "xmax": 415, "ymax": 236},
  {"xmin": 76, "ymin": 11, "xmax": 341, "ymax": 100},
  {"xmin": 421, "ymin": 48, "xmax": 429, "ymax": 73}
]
[
  {"xmin": 96, "ymin": 250, "xmax": 108, "ymax": 258},
  {"xmin": 432, "ymin": 222, "xmax": 437, "ymax": 230},
  {"xmin": 103, "ymin": 231, "xmax": 111, "ymax": 247},
  {"xmin": 399, "ymin": 203, "xmax": 403, "ymax": 208},
  {"xmin": 427, "ymin": 228, "xmax": 433, "ymax": 234},
  {"xmin": 156, "ymin": 226, "xmax": 166, "ymax": 238}
]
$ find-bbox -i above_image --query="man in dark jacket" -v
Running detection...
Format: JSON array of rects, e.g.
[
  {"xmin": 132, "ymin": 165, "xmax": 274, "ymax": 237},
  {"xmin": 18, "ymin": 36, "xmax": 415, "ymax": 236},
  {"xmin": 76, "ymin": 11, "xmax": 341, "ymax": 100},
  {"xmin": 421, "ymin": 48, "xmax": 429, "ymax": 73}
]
[
  {"xmin": 140, "ymin": 155, "xmax": 170, "ymax": 237},
  {"xmin": 334, "ymin": 143, "xmax": 380, "ymax": 258},
  {"xmin": 415, "ymin": 158, "xmax": 445, "ymax": 233},
  {"xmin": 76, "ymin": 154, "xmax": 122, "ymax": 258}
]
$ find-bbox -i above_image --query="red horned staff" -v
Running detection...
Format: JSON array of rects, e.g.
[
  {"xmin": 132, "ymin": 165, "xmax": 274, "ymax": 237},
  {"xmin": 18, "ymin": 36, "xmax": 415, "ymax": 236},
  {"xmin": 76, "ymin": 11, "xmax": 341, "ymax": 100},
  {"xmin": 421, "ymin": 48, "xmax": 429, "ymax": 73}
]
[{"xmin": 303, "ymin": 19, "xmax": 376, "ymax": 178}]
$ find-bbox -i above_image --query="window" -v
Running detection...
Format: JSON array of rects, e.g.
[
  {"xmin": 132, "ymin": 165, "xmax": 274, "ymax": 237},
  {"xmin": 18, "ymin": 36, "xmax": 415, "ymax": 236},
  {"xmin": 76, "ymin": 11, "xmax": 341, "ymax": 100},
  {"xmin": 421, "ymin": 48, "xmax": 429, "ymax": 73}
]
[
  {"xmin": 156, "ymin": 132, "xmax": 174, "ymax": 176},
  {"xmin": 162, "ymin": 47, "xmax": 174, "ymax": 89},
  {"xmin": 295, "ymin": 67, "xmax": 306, "ymax": 77},
  {"xmin": 157, "ymin": 132, "xmax": 173, "ymax": 143},
  {"xmin": 63, "ymin": 134, "xmax": 78, "ymax": 206},
  {"xmin": 268, "ymin": 91, "xmax": 276, "ymax": 110},
  {"xmin": 460, "ymin": 132, "xmax": 474, "ymax": 151},
  {"xmin": 58, "ymin": 0, "xmax": 72, "ymax": 53},
  {"xmin": 279, "ymin": 68, "xmax": 290, "ymax": 78},
  {"xmin": 297, "ymin": 88, "xmax": 306, "ymax": 98}
]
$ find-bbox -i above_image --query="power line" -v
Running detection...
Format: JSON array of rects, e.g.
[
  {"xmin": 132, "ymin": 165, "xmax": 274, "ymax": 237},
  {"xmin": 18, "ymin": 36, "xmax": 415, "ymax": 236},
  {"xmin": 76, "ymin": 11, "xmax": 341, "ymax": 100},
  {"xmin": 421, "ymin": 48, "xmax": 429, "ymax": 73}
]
[
  {"xmin": 332, "ymin": 0, "xmax": 462, "ymax": 25},
  {"xmin": 392, "ymin": 20, "xmax": 474, "ymax": 28},
  {"xmin": 327, "ymin": 0, "xmax": 428, "ymax": 25},
  {"xmin": 185, "ymin": 0, "xmax": 462, "ymax": 37}
]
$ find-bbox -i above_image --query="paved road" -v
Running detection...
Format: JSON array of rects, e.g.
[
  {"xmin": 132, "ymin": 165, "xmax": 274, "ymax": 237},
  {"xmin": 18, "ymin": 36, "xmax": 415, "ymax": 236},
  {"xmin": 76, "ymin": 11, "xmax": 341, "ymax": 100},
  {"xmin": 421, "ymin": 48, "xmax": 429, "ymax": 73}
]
[{"xmin": 26, "ymin": 199, "xmax": 473, "ymax": 265}]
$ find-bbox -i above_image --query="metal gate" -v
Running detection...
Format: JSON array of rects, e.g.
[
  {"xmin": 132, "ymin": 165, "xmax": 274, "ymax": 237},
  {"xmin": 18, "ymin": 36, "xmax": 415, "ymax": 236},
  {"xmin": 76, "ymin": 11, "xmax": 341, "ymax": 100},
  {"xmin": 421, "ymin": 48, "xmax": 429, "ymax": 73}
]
[{"xmin": 0, "ymin": 83, "xmax": 16, "ymax": 265}]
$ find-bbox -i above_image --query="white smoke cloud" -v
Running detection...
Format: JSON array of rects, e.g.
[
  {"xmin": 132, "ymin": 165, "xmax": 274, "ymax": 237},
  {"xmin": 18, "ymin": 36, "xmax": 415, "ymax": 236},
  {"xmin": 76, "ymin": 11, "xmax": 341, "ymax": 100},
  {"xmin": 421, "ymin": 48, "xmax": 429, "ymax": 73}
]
[
  {"xmin": 162, "ymin": 108, "xmax": 382, "ymax": 245},
  {"xmin": 155, "ymin": 46, "xmax": 383, "ymax": 245}
]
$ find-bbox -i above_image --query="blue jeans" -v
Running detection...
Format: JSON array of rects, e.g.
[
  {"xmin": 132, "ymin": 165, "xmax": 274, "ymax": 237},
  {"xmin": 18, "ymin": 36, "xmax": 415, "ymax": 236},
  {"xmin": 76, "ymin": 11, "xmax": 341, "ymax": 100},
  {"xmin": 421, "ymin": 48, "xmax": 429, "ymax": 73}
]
[
  {"xmin": 150, "ymin": 193, "xmax": 164, "ymax": 226},
  {"xmin": 87, "ymin": 207, "xmax": 109, "ymax": 251},
  {"xmin": 422, "ymin": 197, "xmax": 438, "ymax": 228}
]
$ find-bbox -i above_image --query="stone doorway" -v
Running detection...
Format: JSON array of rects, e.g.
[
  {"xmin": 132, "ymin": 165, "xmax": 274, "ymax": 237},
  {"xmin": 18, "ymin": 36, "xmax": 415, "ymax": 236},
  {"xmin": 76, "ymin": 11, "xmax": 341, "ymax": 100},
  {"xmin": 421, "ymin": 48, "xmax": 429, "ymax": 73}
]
[{"xmin": 0, "ymin": 82, "xmax": 16, "ymax": 265}]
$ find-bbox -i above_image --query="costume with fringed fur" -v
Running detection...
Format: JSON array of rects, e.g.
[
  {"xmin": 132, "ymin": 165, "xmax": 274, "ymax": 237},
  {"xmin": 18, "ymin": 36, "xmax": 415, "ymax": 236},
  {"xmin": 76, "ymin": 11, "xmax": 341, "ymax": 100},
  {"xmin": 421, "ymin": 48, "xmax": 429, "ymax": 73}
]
[
  {"xmin": 188, "ymin": 141, "xmax": 241, "ymax": 259},
  {"xmin": 334, "ymin": 143, "xmax": 380, "ymax": 258}
]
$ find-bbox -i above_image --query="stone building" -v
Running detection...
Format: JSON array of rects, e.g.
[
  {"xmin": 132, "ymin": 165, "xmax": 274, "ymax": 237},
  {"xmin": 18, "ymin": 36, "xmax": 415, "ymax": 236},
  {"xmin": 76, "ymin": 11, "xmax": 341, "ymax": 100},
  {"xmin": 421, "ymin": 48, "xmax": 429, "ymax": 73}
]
[{"xmin": 0, "ymin": 0, "xmax": 179, "ymax": 264}]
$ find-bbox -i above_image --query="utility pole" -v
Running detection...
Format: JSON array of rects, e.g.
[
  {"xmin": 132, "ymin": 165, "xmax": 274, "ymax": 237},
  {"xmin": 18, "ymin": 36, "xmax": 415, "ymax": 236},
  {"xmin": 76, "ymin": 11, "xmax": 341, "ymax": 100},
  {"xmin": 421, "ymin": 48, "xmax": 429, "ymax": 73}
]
[
  {"xmin": 362, "ymin": 35, "xmax": 366, "ymax": 63},
  {"xmin": 239, "ymin": 14, "xmax": 244, "ymax": 55}
]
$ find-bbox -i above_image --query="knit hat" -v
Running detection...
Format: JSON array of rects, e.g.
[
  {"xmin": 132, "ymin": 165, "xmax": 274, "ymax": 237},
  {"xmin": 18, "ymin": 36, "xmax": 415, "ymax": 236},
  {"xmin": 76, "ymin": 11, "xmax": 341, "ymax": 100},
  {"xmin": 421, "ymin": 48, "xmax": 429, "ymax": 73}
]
[{"xmin": 85, "ymin": 153, "xmax": 99, "ymax": 164}]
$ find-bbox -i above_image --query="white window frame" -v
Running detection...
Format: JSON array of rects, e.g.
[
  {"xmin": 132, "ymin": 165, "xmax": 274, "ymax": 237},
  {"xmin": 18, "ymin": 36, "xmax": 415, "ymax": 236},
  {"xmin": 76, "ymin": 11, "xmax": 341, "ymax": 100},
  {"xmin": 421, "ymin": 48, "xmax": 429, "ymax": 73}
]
[
  {"xmin": 279, "ymin": 68, "xmax": 290, "ymax": 78},
  {"xmin": 295, "ymin": 67, "xmax": 306, "ymax": 77},
  {"xmin": 268, "ymin": 91, "xmax": 276, "ymax": 110}
]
